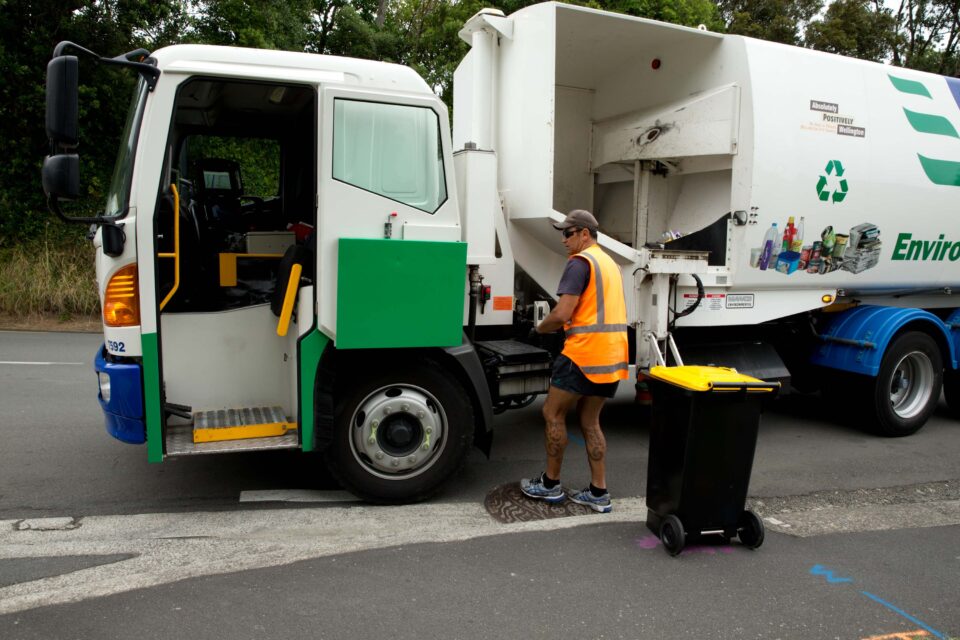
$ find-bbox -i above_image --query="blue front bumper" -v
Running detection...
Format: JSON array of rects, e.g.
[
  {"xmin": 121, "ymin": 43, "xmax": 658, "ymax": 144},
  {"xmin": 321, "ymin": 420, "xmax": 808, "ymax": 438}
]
[{"xmin": 94, "ymin": 346, "xmax": 146, "ymax": 444}]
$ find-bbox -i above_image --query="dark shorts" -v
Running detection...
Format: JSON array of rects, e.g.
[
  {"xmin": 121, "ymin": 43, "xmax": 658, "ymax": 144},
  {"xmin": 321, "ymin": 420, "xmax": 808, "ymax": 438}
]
[{"xmin": 551, "ymin": 354, "xmax": 619, "ymax": 398}]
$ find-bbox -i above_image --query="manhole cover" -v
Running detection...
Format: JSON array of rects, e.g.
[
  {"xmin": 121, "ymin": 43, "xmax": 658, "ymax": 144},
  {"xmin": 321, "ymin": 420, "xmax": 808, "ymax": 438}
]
[{"xmin": 484, "ymin": 483, "xmax": 594, "ymax": 524}]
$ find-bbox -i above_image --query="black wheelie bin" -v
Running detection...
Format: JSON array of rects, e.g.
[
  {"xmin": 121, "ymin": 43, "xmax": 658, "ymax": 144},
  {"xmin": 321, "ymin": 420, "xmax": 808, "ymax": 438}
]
[{"xmin": 644, "ymin": 365, "xmax": 779, "ymax": 556}]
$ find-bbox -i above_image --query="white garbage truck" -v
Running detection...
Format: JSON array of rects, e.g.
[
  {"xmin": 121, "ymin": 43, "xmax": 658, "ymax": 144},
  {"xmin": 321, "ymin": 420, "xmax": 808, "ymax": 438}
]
[{"xmin": 42, "ymin": 2, "xmax": 960, "ymax": 502}]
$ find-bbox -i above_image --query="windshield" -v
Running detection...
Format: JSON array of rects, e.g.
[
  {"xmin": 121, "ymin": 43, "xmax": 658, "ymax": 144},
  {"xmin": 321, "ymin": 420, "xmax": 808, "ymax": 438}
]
[{"xmin": 103, "ymin": 77, "xmax": 148, "ymax": 218}]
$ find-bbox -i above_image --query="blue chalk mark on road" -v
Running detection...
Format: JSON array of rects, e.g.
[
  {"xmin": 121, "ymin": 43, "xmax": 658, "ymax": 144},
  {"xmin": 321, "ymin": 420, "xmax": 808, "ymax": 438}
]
[
  {"xmin": 810, "ymin": 564, "xmax": 854, "ymax": 584},
  {"xmin": 861, "ymin": 591, "xmax": 946, "ymax": 639}
]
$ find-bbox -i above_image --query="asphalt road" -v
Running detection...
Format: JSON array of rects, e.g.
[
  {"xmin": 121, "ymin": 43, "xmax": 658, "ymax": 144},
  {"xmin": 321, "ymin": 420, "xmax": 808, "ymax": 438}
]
[{"xmin": 1, "ymin": 330, "xmax": 959, "ymax": 638}]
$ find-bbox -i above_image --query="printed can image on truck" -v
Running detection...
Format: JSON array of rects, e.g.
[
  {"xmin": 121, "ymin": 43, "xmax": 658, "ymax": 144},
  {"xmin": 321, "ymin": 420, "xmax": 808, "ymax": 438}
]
[{"xmin": 41, "ymin": 2, "xmax": 960, "ymax": 503}]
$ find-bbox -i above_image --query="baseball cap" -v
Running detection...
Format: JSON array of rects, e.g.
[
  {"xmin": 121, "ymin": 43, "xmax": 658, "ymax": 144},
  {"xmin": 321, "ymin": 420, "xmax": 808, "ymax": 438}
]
[{"xmin": 553, "ymin": 209, "xmax": 599, "ymax": 232}]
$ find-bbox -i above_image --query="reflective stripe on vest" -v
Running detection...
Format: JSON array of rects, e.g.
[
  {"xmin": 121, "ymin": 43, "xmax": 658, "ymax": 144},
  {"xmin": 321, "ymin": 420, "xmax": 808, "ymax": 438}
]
[
  {"xmin": 565, "ymin": 323, "xmax": 629, "ymax": 335},
  {"xmin": 581, "ymin": 362, "xmax": 630, "ymax": 375},
  {"xmin": 561, "ymin": 244, "xmax": 629, "ymax": 384}
]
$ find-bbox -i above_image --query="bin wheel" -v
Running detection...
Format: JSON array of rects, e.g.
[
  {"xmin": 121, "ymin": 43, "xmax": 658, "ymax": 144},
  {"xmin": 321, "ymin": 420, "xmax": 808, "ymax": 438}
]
[
  {"xmin": 660, "ymin": 515, "xmax": 686, "ymax": 556},
  {"xmin": 738, "ymin": 510, "xmax": 764, "ymax": 549}
]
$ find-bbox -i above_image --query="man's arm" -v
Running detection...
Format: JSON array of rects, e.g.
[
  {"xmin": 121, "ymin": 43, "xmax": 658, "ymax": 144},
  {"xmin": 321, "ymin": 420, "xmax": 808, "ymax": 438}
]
[{"xmin": 536, "ymin": 294, "xmax": 579, "ymax": 334}]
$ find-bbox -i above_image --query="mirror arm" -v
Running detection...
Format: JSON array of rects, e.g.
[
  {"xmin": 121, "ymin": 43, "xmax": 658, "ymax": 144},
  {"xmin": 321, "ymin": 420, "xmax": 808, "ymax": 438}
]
[
  {"xmin": 52, "ymin": 41, "xmax": 160, "ymax": 91},
  {"xmin": 100, "ymin": 57, "xmax": 160, "ymax": 91},
  {"xmin": 46, "ymin": 194, "xmax": 124, "ymax": 226}
]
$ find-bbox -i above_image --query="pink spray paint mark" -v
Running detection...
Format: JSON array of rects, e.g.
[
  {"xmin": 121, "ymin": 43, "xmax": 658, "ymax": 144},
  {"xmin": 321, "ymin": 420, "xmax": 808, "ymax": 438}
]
[
  {"xmin": 635, "ymin": 534, "xmax": 660, "ymax": 549},
  {"xmin": 634, "ymin": 534, "xmax": 735, "ymax": 554},
  {"xmin": 681, "ymin": 545, "xmax": 735, "ymax": 556}
]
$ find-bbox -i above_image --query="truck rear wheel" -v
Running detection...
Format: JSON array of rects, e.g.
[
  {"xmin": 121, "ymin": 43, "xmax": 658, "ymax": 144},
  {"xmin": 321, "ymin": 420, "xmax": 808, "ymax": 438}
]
[
  {"xmin": 326, "ymin": 358, "xmax": 474, "ymax": 503},
  {"xmin": 872, "ymin": 331, "xmax": 942, "ymax": 437}
]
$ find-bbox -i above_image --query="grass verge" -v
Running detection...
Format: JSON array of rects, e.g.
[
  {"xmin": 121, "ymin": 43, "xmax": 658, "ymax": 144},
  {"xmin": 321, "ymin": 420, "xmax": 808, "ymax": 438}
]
[{"xmin": 0, "ymin": 232, "xmax": 100, "ymax": 329}]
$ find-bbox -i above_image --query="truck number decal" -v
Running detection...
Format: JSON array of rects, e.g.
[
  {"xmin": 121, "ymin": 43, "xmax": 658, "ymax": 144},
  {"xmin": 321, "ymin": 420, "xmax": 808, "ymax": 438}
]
[{"xmin": 107, "ymin": 340, "xmax": 126, "ymax": 353}]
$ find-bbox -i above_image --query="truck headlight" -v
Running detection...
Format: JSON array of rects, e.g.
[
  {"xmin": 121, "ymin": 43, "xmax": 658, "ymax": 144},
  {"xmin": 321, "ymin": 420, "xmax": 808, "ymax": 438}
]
[{"xmin": 98, "ymin": 371, "xmax": 111, "ymax": 403}]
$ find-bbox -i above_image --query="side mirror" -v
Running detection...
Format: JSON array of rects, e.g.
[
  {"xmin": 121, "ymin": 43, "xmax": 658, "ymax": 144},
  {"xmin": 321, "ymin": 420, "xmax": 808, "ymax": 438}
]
[
  {"xmin": 46, "ymin": 55, "xmax": 79, "ymax": 148},
  {"xmin": 41, "ymin": 154, "xmax": 79, "ymax": 200}
]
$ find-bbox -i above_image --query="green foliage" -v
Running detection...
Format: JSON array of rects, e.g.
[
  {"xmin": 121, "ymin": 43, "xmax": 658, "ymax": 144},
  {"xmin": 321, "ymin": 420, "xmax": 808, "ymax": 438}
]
[
  {"xmin": 593, "ymin": 0, "xmax": 723, "ymax": 30},
  {"xmin": 889, "ymin": 0, "xmax": 960, "ymax": 74},
  {"xmin": 0, "ymin": 0, "xmax": 189, "ymax": 245},
  {"xmin": 805, "ymin": 0, "xmax": 897, "ymax": 61},
  {"xmin": 717, "ymin": 0, "xmax": 823, "ymax": 45},
  {"xmin": 0, "ymin": 228, "xmax": 98, "ymax": 317},
  {"xmin": 192, "ymin": 0, "xmax": 314, "ymax": 50},
  {"xmin": 187, "ymin": 136, "xmax": 280, "ymax": 197},
  {"xmin": 386, "ymin": 0, "xmax": 482, "ymax": 106}
]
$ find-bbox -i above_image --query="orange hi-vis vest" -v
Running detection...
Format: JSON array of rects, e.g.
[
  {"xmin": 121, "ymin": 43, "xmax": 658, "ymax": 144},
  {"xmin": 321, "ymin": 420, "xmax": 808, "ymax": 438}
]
[{"xmin": 561, "ymin": 244, "xmax": 630, "ymax": 383}]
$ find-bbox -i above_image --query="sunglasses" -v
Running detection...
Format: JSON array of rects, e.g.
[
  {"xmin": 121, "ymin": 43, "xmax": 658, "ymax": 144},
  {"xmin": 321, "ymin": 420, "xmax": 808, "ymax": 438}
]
[{"xmin": 562, "ymin": 227, "xmax": 582, "ymax": 239}]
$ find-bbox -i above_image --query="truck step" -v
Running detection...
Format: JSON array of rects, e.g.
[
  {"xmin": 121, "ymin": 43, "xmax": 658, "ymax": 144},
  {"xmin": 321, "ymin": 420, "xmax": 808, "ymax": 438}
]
[
  {"xmin": 165, "ymin": 423, "xmax": 299, "ymax": 457},
  {"xmin": 192, "ymin": 406, "xmax": 297, "ymax": 444}
]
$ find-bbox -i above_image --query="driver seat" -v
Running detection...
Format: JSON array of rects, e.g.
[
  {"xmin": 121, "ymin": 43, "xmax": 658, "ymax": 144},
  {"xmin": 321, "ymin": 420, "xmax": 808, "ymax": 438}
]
[{"xmin": 193, "ymin": 158, "xmax": 244, "ymax": 228}]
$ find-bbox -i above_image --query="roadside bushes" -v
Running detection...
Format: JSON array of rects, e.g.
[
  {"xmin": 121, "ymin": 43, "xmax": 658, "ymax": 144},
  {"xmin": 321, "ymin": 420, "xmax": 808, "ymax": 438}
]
[{"xmin": 0, "ymin": 227, "xmax": 98, "ymax": 320}]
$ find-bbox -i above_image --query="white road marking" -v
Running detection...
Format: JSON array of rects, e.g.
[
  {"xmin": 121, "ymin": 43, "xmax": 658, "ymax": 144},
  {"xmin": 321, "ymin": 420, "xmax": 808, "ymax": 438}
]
[
  {"xmin": 761, "ymin": 499, "xmax": 960, "ymax": 537},
  {"xmin": 16, "ymin": 518, "xmax": 78, "ymax": 531},
  {"xmin": 239, "ymin": 489, "xmax": 361, "ymax": 503},
  {"xmin": 0, "ymin": 498, "xmax": 649, "ymax": 615},
  {"xmin": 0, "ymin": 361, "xmax": 84, "ymax": 366},
  {"xmin": 3, "ymin": 496, "xmax": 958, "ymax": 615}
]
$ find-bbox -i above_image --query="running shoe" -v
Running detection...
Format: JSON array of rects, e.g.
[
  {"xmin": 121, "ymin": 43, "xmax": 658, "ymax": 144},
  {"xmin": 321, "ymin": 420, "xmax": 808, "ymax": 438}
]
[
  {"xmin": 569, "ymin": 487, "xmax": 613, "ymax": 513},
  {"xmin": 519, "ymin": 473, "xmax": 565, "ymax": 503}
]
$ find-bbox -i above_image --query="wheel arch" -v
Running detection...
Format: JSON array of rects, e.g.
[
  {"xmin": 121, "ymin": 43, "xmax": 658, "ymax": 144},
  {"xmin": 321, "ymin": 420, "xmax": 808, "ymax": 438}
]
[
  {"xmin": 811, "ymin": 305, "xmax": 957, "ymax": 377},
  {"xmin": 313, "ymin": 338, "xmax": 493, "ymax": 456}
]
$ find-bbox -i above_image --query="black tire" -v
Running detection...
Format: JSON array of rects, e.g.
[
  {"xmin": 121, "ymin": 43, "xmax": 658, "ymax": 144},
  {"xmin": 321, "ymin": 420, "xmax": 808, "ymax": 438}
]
[
  {"xmin": 660, "ymin": 514, "xmax": 686, "ymax": 556},
  {"xmin": 737, "ymin": 509, "xmax": 764, "ymax": 549},
  {"xmin": 872, "ymin": 331, "xmax": 943, "ymax": 437},
  {"xmin": 325, "ymin": 358, "xmax": 474, "ymax": 504},
  {"xmin": 944, "ymin": 368, "xmax": 960, "ymax": 417}
]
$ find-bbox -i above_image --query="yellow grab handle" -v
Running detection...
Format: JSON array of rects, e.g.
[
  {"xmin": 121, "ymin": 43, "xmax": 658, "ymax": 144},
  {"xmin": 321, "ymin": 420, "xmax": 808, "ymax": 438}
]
[
  {"xmin": 158, "ymin": 184, "xmax": 181, "ymax": 311},
  {"xmin": 276, "ymin": 263, "xmax": 302, "ymax": 337}
]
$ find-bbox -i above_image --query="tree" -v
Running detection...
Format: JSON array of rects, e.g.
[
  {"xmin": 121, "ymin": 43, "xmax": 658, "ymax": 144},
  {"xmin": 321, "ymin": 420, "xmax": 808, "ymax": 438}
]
[
  {"xmin": 891, "ymin": 0, "xmax": 960, "ymax": 74},
  {"xmin": 383, "ymin": 0, "xmax": 485, "ymax": 106},
  {"xmin": 192, "ymin": 0, "xmax": 314, "ymax": 50},
  {"xmin": 307, "ymin": 0, "xmax": 399, "ymax": 61},
  {"xmin": 595, "ymin": 0, "xmax": 723, "ymax": 30},
  {"xmin": 805, "ymin": 0, "xmax": 897, "ymax": 61},
  {"xmin": 0, "ymin": 0, "xmax": 189, "ymax": 243},
  {"xmin": 716, "ymin": 0, "xmax": 824, "ymax": 45}
]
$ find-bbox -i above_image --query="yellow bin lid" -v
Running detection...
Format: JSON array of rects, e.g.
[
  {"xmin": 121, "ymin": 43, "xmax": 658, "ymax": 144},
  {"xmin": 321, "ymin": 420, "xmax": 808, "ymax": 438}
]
[{"xmin": 647, "ymin": 365, "xmax": 777, "ymax": 392}]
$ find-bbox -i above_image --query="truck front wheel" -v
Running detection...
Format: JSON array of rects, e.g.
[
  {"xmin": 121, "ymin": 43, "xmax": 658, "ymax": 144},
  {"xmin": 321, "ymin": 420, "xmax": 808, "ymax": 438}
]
[
  {"xmin": 326, "ymin": 359, "xmax": 474, "ymax": 503},
  {"xmin": 872, "ymin": 331, "xmax": 943, "ymax": 437}
]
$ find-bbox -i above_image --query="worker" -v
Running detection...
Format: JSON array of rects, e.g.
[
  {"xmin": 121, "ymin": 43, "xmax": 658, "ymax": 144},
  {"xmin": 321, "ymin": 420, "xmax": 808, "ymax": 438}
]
[{"xmin": 520, "ymin": 209, "xmax": 629, "ymax": 513}]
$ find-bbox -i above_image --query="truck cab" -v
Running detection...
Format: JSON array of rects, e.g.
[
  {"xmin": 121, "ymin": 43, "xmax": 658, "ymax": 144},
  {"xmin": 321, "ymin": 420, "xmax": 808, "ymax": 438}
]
[{"xmin": 45, "ymin": 43, "xmax": 525, "ymax": 503}]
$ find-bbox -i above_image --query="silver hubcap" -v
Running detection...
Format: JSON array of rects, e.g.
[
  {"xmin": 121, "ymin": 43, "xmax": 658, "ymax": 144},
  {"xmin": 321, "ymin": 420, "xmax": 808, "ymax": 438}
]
[
  {"xmin": 889, "ymin": 350, "xmax": 934, "ymax": 419},
  {"xmin": 349, "ymin": 384, "xmax": 447, "ymax": 480}
]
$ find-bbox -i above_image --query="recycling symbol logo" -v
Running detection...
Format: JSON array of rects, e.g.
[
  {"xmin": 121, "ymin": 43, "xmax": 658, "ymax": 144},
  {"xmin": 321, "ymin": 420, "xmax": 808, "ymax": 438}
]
[{"xmin": 816, "ymin": 160, "xmax": 848, "ymax": 203}]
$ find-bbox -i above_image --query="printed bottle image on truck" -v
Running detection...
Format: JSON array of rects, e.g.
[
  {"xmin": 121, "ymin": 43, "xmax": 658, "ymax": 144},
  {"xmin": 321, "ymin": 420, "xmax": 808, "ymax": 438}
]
[{"xmin": 751, "ymin": 217, "xmax": 881, "ymax": 275}]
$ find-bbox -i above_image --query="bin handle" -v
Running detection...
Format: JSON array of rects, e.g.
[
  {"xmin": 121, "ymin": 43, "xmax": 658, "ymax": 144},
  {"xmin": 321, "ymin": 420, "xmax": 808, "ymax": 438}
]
[{"xmin": 709, "ymin": 381, "xmax": 781, "ymax": 393}]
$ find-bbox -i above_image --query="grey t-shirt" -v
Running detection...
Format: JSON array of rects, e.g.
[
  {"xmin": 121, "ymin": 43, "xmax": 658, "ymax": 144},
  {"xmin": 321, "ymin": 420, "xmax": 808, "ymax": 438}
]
[{"xmin": 557, "ymin": 256, "xmax": 590, "ymax": 296}]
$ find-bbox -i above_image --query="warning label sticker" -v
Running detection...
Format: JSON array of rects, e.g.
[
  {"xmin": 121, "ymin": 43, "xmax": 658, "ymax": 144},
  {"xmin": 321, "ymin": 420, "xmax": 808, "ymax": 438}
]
[
  {"xmin": 683, "ymin": 293, "xmax": 725, "ymax": 311},
  {"xmin": 682, "ymin": 293, "xmax": 755, "ymax": 310},
  {"xmin": 493, "ymin": 296, "xmax": 513, "ymax": 311}
]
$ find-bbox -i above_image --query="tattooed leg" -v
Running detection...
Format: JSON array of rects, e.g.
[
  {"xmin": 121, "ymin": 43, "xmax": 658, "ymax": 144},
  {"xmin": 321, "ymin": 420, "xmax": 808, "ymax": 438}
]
[
  {"xmin": 542, "ymin": 385, "xmax": 579, "ymax": 480},
  {"xmin": 577, "ymin": 395, "xmax": 608, "ymax": 489}
]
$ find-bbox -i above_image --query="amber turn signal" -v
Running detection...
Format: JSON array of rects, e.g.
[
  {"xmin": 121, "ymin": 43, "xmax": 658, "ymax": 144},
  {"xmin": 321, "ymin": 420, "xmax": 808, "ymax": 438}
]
[{"xmin": 103, "ymin": 264, "xmax": 140, "ymax": 327}]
